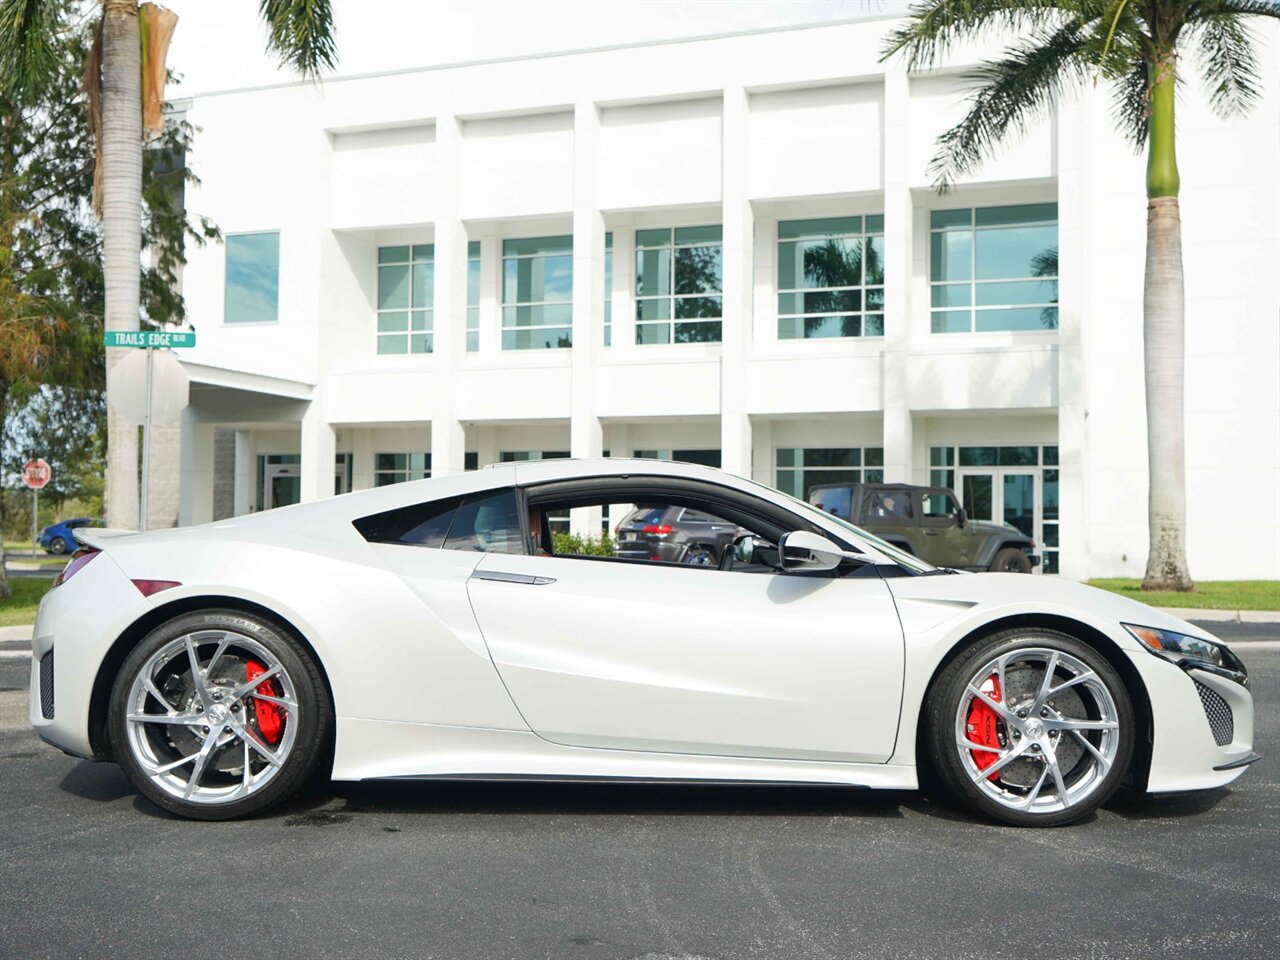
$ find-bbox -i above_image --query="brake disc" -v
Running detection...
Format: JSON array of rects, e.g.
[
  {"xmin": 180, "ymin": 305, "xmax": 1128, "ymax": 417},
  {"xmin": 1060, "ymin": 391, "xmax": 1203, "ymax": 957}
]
[{"xmin": 998, "ymin": 664, "xmax": 1087, "ymax": 788}]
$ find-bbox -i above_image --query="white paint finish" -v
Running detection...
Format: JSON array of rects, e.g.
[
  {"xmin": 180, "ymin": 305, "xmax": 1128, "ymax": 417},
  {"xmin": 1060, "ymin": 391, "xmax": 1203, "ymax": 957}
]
[
  {"xmin": 747, "ymin": 81, "xmax": 882, "ymax": 199},
  {"xmin": 468, "ymin": 552, "xmax": 904, "ymax": 762},
  {"xmin": 460, "ymin": 112, "xmax": 575, "ymax": 220},
  {"xmin": 597, "ymin": 98, "xmax": 722, "ymax": 210},
  {"xmin": 907, "ymin": 346, "xmax": 1059, "ymax": 411},
  {"xmin": 328, "ymin": 124, "xmax": 438, "ymax": 230},
  {"xmin": 35, "ymin": 460, "xmax": 1255, "ymax": 801}
]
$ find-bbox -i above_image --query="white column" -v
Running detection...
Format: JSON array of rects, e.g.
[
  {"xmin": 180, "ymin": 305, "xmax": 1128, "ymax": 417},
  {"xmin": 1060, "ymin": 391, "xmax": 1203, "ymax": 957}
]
[
  {"xmin": 479, "ymin": 234, "xmax": 501, "ymax": 356},
  {"xmin": 608, "ymin": 423, "xmax": 632, "ymax": 460},
  {"xmin": 432, "ymin": 113, "xmax": 468, "ymax": 476},
  {"xmin": 474, "ymin": 424, "xmax": 499, "ymax": 469},
  {"xmin": 299, "ymin": 393, "xmax": 335, "ymax": 503},
  {"xmin": 178, "ymin": 408, "xmax": 215, "ymax": 526},
  {"xmin": 351, "ymin": 427, "xmax": 375, "ymax": 491},
  {"xmin": 1057, "ymin": 98, "xmax": 1088, "ymax": 579},
  {"xmin": 233, "ymin": 430, "xmax": 253, "ymax": 516},
  {"xmin": 611, "ymin": 216, "xmax": 636, "ymax": 357},
  {"xmin": 881, "ymin": 70, "xmax": 914, "ymax": 483},
  {"xmin": 719, "ymin": 85, "xmax": 753, "ymax": 479},
  {"xmin": 570, "ymin": 99, "xmax": 605, "ymax": 535},
  {"xmin": 751, "ymin": 418, "xmax": 774, "ymax": 485}
]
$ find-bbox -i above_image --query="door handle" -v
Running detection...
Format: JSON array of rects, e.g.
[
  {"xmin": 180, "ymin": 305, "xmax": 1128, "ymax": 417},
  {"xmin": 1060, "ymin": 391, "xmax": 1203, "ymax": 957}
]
[{"xmin": 471, "ymin": 570, "xmax": 557, "ymax": 586}]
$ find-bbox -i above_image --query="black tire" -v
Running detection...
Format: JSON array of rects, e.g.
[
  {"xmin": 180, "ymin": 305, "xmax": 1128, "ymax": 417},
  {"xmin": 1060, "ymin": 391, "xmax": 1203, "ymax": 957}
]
[
  {"xmin": 990, "ymin": 546, "xmax": 1033, "ymax": 573},
  {"xmin": 924, "ymin": 627, "xmax": 1134, "ymax": 827},
  {"xmin": 108, "ymin": 608, "xmax": 331, "ymax": 821},
  {"xmin": 49, "ymin": 537, "xmax": 68, "ymax": 555}
]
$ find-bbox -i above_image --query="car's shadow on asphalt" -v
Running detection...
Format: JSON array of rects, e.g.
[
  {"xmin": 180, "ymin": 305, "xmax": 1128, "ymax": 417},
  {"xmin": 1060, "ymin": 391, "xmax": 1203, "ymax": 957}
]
[{"xmin": 55, "ymin": 761, "xmax": 1234, "ymax": 827}]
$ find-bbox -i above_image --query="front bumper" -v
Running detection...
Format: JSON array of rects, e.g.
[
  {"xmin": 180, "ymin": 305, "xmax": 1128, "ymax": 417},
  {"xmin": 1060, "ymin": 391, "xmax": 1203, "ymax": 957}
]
[{"xmin": 1136, "ymin": 649, "xmax": 1257, "ymax": 793}]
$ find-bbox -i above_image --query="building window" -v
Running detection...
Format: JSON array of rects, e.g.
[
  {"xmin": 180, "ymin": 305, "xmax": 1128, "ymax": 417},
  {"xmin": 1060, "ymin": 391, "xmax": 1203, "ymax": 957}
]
[
  {"xmin": 930, "ymin": 203, "xmax": 1058, "ymax": 333},
  {"xmin": 466, "ymin": 240, "xmax": 481, "ymax": 352},
  {"xmin": 603, "ymin": 232, "xmax": 613, "ymax": 348},
  {"xmin": 502, "ymin": 236, "xmax": 573, "ymax": 350},
  {"xmin": 375, "ymin": 452, "xmax": 431, "ymax": 485},
  {"xmin": 499, "ymin": 451, "xmax": 570, "ymax": 463},
  {"xmin": 634, "ymin": 449, "xmax": 721, "ymax": 468},
  {"xmin": 777, "ymin": 216, "xmax": 884, "ymax": 340},
  {"xmin": 377, "ymin": 245, "xmax": 433, "ymax": 355},
  {"xmin": 225, "ymin": 232, "xmax": 279, "ymax": 324},
  {"xmin": 775, "ymin": 447, "xmax": 884, "ymax": 499},
  {"xmin": 635, "ymin": 225, "xmax": 722, "ymax": 344}
]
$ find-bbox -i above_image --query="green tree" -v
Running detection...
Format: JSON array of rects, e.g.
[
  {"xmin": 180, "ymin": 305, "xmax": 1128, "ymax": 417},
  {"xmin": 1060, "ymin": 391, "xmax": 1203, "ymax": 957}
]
[
  {"xmin": 1, "ymin": 0, "xmax": 336, "ymax": 529},
  {"xmin": 882, "ymin": 1, "xmax": 1278, "ymax": 591},
  {"xmin": 0, "ymin": 12, "xmax": 213, "ymax": 599}
]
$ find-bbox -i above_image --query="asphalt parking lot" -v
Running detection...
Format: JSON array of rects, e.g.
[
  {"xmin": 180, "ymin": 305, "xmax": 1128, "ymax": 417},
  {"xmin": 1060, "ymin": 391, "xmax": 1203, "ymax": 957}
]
[{"xmin": 1, "ymin": 623, "xmax": 1276, "ymax": 960}]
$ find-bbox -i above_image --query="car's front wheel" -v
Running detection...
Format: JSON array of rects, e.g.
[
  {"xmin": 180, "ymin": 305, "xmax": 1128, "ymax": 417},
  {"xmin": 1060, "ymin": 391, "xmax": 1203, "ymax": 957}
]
[
  {"xmin": 925, "ymin": 628, "xmax": 1134, "ymax": 827},
  {"xmin": 108, "ymin": 609, "xmax": 330, "ymax": 820}
]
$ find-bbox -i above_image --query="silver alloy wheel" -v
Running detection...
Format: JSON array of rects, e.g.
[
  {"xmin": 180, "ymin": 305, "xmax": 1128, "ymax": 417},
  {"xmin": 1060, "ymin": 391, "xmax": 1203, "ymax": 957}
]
[
  {"xmin": 124, "ymin": 630, "xmax": 300, "ymax": 805},
  {"xmin": 953, "ymin": 646, "xmax": 1121, "ymax": 815}
]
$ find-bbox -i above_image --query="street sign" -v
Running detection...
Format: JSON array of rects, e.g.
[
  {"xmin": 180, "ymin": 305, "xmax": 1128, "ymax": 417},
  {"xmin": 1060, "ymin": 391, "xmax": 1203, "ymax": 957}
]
[
  {"xmin": 103, "ymin": 330, "xmax": 196, "ymax": 349},
  {"xmin": 22, "ymin": 459, "xmax": 51, "ymax": 490}
]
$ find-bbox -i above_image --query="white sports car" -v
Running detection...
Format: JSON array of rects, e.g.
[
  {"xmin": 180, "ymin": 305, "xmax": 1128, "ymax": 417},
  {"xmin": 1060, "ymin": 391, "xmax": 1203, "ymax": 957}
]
[{"xmin": 30, "ymin": 459, "xmax": 1257, "ymax": 825}]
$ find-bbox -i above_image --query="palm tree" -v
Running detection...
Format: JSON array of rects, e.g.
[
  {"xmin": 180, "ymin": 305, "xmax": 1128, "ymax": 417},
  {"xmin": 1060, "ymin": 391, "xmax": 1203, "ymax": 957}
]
[
  {"xmin": 2, "ymin": 0, "xmax": 336, "ymax": 530},
  {"xmin": 882, "ymin": 1, "xmax": 1278, "ymax": 591}
]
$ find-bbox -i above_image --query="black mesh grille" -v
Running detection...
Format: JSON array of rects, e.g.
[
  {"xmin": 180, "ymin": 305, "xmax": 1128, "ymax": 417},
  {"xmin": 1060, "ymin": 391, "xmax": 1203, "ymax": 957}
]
[
  {"xmin": 39, "ymin": 651, "xmax": 54, "ymax": 720},
  {"xmin": 1194, "ymin": 680, "xmax": 1233, "ymax": 747}
]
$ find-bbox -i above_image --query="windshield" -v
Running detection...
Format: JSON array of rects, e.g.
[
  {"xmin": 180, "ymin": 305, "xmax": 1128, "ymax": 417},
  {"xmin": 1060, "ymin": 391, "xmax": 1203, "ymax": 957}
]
[{"xmin": 743, "ymin": 478, "xmax": 937, "ymax": 575}]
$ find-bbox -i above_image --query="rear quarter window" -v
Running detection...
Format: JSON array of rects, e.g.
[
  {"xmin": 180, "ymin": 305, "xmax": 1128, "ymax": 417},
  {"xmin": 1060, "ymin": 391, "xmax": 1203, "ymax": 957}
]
[{"xmin": 353, "ymin": 487, "xmax": 524, "ymax": 554}]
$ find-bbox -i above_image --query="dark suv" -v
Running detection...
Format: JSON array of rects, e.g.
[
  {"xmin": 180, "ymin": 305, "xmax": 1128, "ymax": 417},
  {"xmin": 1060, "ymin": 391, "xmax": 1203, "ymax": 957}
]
[
  {"xmin": 613, "ymin": 505, "xmax": 741, "ymax": 565},
  {"xmin": 807, "ymin": 482, "xmax": 1039, "ymax": 573}
]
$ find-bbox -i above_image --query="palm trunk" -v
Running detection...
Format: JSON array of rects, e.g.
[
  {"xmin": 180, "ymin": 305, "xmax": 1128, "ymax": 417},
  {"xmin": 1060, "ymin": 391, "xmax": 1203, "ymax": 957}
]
[
  {"xmin": 0, "ymin": 386, "xmax": 9, "ymax": 601},
  {"xmin": 1141, "ymin": 53, "xmax": 1192, "ymax": 591},
  {"xmin": 102, "ymin": 0, "xmax": 142, "ymax": 530}
]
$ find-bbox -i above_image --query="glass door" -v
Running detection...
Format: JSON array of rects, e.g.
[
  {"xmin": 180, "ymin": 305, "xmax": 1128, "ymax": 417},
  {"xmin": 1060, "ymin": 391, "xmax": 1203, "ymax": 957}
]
[
  {"xmin": 264, "ymin": 463, "xmax": 301, "ymax": 510},
  {"xmin": 1001, "ymin": 472, "xmax": 1036, "ymax": 539},
  {"xmin": 960, "ymin": 472, "xmax": 995, "ymax": 522}
]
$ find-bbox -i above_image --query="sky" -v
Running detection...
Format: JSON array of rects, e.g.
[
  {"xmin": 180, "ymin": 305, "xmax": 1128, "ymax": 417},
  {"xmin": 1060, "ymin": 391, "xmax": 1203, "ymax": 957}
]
[{"xmin": 161, "ymin": 0, "xmax": 903, "ymax": 96}]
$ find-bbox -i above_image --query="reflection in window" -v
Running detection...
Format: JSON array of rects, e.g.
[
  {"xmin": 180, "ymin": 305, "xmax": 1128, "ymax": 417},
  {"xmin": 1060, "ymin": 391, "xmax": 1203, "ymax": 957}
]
[
  {"xmin": 374, "ymin": 452, "xmax": 430, "ymax": 485},
  {"xmin": 445, "ymin": 489, "xmax": 524, "ymax": 553},
  {"xmin": 225, "ymin": 232, "xmax": 280, "ymax": 324},
  {"xmin": 929, "ymin": 204, "xmax": 1058, "ymax": 333},
  {"xmin": 502, "ymin": 235, "xmax": 573, "ymax": 350},
  {"xmin": 466, "ymin": 240, "xmax": 481, "ymax": 352},
  {"xmin": 634, "ymin": 449, "xmax": 721, "ymax": 468},
  {"xmin": 604, "ymin": 232, "xmax": 613, "ymax": 347},
  {"xmin": 377, "ymin": 245, "xmax": 433, "ymax": 354},
  {"xmin": 635, "ymin": 226, "xmax": 723, "ymax": 344},
  {"xmin": 777, "ymin": 216, "xmax": 884, "ymax": 340},
  {"xmin": 775, "ymin": 447, "xmax": 885, "ymax": 499}
]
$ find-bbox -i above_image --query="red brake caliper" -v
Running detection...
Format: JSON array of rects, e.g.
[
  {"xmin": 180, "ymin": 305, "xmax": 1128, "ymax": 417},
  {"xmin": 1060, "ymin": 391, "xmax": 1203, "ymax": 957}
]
[
  {"xmin": 246, "ymin": 660, "xmax": 284, "ymax": 745},
  {"xmin": 966, "ymin": 674, "xmax": 1003, "ymax": 782}
]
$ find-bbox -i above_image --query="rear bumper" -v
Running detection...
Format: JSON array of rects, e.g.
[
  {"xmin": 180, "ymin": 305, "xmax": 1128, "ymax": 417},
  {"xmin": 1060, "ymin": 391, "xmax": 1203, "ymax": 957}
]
[
  {"xmin": 1135, "ymin": 650, "xmax": 1257, "ymax": 793},
  {"xmin": 28, "ymin": 551, "xmax": 155, "ymax": 759}
]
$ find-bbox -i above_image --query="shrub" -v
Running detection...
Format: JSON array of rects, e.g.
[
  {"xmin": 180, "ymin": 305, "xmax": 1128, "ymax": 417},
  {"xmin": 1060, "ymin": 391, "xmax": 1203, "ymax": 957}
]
[{"xmin": 552, "ymin": 531, "xmax": 614, "ymax": 557}]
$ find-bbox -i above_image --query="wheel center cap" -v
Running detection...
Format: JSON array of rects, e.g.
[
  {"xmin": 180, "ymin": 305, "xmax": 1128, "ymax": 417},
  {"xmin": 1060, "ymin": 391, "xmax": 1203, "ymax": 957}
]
[
  {"xmin": 208, "ymin": 704, "xmax": 229, "ymax": 725},
  {"xmin": 1023, "ymin": 718, "xmax": 1045, "ymax": 740}
]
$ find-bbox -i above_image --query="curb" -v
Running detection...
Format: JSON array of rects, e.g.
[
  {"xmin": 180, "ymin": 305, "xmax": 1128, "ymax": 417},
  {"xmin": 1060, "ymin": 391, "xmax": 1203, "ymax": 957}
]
[
  {"xmin": 1158, "ymin": 607, "xmax": 1280, "ymax": 625},
  {"xmin": 0, "ymin": 626, "xmax": 33, "ymax": 643}
]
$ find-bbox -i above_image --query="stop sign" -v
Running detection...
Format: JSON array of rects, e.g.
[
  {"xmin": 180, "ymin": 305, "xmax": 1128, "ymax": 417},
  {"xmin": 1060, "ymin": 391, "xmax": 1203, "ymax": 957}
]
[{"xmin": 22, "ymin": 458, "xmax": 51, "ymax": 490}]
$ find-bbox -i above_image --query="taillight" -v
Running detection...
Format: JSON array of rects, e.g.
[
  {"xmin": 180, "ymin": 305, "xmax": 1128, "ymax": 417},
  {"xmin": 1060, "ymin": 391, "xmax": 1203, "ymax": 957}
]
[
  {"xmin": 53, "ymin": 547, "xmax": 100, "ymax": 587},
  {"xmin": 642, "ymin": 524, "xmax": 673, "ymax": 535}
]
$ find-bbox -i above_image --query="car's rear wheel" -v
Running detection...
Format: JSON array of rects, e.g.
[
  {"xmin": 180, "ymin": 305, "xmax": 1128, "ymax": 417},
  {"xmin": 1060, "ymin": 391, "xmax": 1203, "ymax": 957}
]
[
  {"xmin": 49, "ymin": 537, "xmax": 68, "ymax": 555},
  {"xmin": 990, "ymin": 547, "xmax": 1032, "ymax": 573},
  {"xmin": 108, "ymin": 609, "xmax": 330, "ymax": 820},
  {"xmin": 925, "ymin": 628, "xmax": 1134, "ymax": 827}
]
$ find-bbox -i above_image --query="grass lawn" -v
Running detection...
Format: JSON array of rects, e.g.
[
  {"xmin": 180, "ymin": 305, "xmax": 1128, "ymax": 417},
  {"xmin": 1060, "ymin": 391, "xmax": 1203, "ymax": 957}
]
[
  {"xmin": 1088, "ymin": 579, "xmax": 1280, "ymax": 611},
  {"xmin": 0, "ymin": 577, "xmax": 54, "ymax": 627}
]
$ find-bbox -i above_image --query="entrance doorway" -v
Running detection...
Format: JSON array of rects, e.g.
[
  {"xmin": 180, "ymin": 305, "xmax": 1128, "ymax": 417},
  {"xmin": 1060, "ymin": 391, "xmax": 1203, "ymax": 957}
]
[
  {"xmin": 958, "ymin": 469, "xmax": 1037, "ymax": 539},
  {"xmin": 263, "ymin": 462, "xmax": 300, "ymax": 510}
]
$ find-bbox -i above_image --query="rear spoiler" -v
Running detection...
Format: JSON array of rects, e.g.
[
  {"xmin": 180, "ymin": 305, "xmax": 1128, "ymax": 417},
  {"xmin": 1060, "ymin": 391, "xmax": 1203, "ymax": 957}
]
[{"xmin": 73, "ymin": 528, "xmax": 139, "ymax": 550}]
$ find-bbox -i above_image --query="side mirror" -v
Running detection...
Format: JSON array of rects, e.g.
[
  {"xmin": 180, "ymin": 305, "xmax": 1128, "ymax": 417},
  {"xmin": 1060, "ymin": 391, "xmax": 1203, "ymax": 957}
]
[
  {"xmin": 956, "ymin": 507, "xmax": 968, "ymax": 528},
  {"xmin": 732, "ymin": 533, "xmax": 780, "ymax": 568},
  {"xmin": 778, "ymin": 530, "xmax": 845, "ymax": 573}
]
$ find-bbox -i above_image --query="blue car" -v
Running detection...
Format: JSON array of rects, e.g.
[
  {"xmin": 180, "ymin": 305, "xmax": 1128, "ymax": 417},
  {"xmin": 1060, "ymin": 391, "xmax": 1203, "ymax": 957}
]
[{"xmin": 40, "ymin": 518, "xmax": 98, "ymax": 556}]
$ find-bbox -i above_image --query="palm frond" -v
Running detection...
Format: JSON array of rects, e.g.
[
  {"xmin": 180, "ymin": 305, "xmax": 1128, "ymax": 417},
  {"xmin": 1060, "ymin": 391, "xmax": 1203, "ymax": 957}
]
[
  {"xmin": 1212, "ymin": 0, "xmax": 1280, "ymax": 20},
  {"xmin": 258, "ymin": 0, "xmax": 336, "ymax": 80},
  {"xmin": 1186, "ymin": 14, "xmax": 1263, "ymax": 118},
  {"xmin": 927, "ymin": 22, "xmax": 1090, "ymax": 188},
  {"xmin": 879, "ymin": 0, "xmax": 1097, "ymax": 70},
  {"xmin": 1078, "ymin": 0, "xmax": 1150, "ymax": 78},
  {"xmin": 0, "ymin": 0, "xmax": 63, "ymax": 99},
  {"xmin": 1109, "ymin": 59, "xmax": 1150, "ymax": 147}
]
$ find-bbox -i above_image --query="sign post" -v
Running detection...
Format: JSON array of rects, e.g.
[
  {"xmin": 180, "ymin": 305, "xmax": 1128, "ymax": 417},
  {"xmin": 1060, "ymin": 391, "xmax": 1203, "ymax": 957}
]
[
  {"xmin": 22, "ymin": 458, "xmax": 51, "ymax": 558},
  {"xmin": 104, "ymin": 329, "xmax": 196, "ymax": 531}
]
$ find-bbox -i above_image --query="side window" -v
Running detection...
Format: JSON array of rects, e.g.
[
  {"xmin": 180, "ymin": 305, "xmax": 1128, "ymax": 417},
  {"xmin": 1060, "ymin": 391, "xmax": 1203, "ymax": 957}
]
[
  {"xmin": 809, "ymin": 486, "xmax": 852, "ymax": 520},
  {"xmin": 444, "ymin": 489, "xmax": 524, "ymax": 554},
  {"xmin": 677, "ymin": 508, "xmax": 728, "ymax": 524},
  {"xmin": 922, "ymin": 490, "xmax": 960, "ymax": 519},
  {"xmin": 353, "ymin": 495, "xmax": 462, "ymax": 547}
]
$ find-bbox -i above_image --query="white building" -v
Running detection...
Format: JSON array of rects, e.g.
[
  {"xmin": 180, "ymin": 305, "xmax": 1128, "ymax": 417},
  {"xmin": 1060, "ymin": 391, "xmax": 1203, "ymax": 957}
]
[{"xmin": 147, "ymin": 14, "xmax": 1279, "ymax": 581}]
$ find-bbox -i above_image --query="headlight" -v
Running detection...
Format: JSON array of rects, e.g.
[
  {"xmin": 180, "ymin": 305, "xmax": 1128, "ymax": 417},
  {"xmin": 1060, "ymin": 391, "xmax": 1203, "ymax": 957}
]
[{"xmin": 1123, "ymin": 624, "xmax": 1248, "ymax": 686}]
